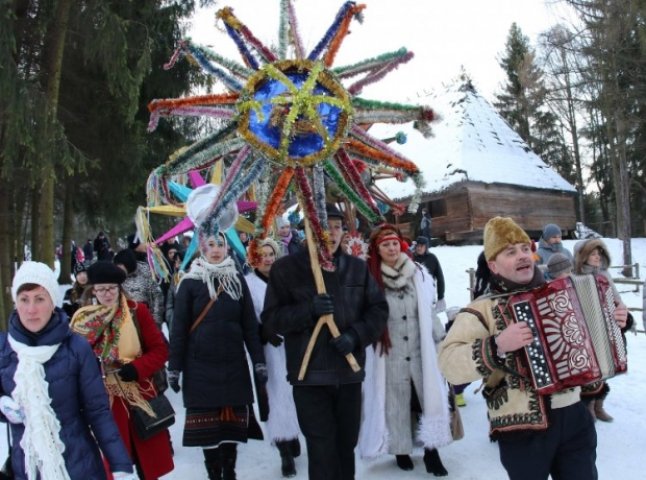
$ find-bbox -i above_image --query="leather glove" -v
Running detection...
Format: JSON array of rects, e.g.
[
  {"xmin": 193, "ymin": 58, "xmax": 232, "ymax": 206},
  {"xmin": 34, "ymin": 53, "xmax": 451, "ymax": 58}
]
[
  {"xmin": 330, "ymin": 330, "xmax": 358, "ymax": 356},
  {"xmin": 117, "ymin": 363, "xmax": 139, "ymax": 382},
  {"xmin": 112, "ymin": 472, "xmax": 137, "ymax": 480},
  {"xmin": 254, "ymin": 363, "xmax": 268, "ymax": 384},
  {"xmin": 261, "ymin": 323, "xmax": 284, "ymax": 347},
  {"xmin": 267, "ymin": 333, "xmax": 283, "ymax": 347},
  {"xmin": 311, "ymin": 294, "xmax": 334, "ymax": 320},
  {"xmin": 168, "ymin": 370, "xmax": 181, "ymax": 393},
  {"xmin": 0, "ymin": 396, "xmax": 25, "ymax": 424},
  {"xmin": 435, "ymin": 298, "xmax": 446, "ymax": 313}
]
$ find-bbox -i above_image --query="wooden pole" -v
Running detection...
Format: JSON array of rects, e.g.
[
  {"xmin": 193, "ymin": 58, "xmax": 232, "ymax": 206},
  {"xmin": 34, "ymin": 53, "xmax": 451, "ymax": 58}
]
[{"xmin": 297, "ymin": 202, "xmax": 360, "ymax": 380}]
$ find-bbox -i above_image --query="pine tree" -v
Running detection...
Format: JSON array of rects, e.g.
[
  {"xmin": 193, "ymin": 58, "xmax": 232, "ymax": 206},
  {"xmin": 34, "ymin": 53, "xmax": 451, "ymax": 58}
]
[{"xmin": 495, "ymin": 23, "xmax": 572, "ymax": 180}]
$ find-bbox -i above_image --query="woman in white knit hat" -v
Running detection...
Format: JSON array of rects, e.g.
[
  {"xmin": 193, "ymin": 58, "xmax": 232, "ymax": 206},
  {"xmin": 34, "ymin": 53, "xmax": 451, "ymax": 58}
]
[{"xmin": 0, "ymin": 261, "xmax": 135, "ymax": 479}]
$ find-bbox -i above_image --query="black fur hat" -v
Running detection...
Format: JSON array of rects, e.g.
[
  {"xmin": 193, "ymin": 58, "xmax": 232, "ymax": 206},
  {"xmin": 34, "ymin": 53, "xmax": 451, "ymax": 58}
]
[
  {"xmin": 87, "ymin": 261, "xmax": 127, "ymax": 285},
  {"xmin": 113, "ymin": 249, "xmax": 138, "ymax": 274}
]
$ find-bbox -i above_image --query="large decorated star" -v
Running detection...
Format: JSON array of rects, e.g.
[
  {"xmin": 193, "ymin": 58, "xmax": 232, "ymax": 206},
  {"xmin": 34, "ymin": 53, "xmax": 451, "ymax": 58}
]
[{"xmin": 147, "ymin": 1, "xmax": 435, "ymax": 270}]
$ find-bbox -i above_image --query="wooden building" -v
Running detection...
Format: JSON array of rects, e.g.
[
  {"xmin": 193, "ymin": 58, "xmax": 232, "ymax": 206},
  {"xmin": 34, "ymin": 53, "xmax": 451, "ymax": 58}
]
[{"xmin": 373, "ymin": 78, "xmax": 577, "ymax": 244}]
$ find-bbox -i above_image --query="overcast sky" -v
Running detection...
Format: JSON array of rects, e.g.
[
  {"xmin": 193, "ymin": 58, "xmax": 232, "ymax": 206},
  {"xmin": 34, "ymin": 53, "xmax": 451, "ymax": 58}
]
[{"xmin": 186, "ymin": 0, "xmax": 574, "ymax": 104}]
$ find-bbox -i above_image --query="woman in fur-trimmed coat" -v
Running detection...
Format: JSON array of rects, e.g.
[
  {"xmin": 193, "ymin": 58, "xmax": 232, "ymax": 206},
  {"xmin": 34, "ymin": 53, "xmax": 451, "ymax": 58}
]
[
  {"xmin": 246, "ymin": 238, "xmax": 301, "ymax": 478},
  {"xmin": 573, "ymin": 238, "xmax": 628, "ymax": 423},
  {"xmin": 359, "ymin": 225, "xmax": 451, "ymax": 476}
]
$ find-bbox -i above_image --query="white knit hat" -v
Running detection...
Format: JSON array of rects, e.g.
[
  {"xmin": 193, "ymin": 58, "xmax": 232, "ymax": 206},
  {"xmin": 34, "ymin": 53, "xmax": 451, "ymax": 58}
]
[{"xmin": 11, "ymin": 261, "xmax": 59, "ymax": 306}]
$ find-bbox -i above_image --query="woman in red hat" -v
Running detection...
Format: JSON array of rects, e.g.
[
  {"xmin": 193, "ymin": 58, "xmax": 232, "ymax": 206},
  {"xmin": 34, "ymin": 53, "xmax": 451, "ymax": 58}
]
[{"xmin": 360, "ymin": 224, "xmax": 452, "ymax": 476}]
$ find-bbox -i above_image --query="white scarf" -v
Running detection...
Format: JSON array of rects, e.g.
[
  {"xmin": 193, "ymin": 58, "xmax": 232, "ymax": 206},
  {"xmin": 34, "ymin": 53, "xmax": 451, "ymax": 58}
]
[
  {"xmin": 8, "ymin": 335, "xmax": 70, "ymax": 480},
  {"xmin": 179, "ymin": 255, "xmax": 242, "ymax": 300},
  {"xmin": 380, "ymin": 253, "xmax": 416, "ymax": 290}
]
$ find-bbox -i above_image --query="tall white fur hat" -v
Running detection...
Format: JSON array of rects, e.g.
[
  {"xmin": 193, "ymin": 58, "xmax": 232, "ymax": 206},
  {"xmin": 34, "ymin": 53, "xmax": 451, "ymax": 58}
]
[{"xmin": 11, "ymin": 261, "xmax": 59, "ymax": 306}]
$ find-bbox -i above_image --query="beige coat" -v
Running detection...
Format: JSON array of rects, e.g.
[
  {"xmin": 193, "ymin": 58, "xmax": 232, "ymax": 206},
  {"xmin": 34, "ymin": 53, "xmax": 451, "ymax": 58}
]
[{"xmin": 438, "ymin": 295, "xmax": 579, "ymax": 437}]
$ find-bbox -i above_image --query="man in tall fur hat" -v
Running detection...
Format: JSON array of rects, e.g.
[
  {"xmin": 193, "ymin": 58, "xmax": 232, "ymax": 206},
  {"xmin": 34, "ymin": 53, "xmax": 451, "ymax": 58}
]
[{"xmin": 438, "ymin": 216, "xmax": 627, "ymax": 480}]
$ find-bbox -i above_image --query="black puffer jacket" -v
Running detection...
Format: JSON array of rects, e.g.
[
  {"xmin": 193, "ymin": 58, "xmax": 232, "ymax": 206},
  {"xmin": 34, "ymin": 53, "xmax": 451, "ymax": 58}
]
[
  {"xmin": 262, "ymin": 248, "xmax": 388, "ymax": 386},
  {"xmin": 169, "ymin": 274, "xmax": 264, "ymax": 409}
]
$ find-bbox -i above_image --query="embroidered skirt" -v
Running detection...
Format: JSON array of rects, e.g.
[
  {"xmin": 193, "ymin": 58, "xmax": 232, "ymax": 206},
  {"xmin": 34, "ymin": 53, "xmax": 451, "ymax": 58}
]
[{"xmin": 182, "ymin": 405, "xmax": 263, "ymax": 447}]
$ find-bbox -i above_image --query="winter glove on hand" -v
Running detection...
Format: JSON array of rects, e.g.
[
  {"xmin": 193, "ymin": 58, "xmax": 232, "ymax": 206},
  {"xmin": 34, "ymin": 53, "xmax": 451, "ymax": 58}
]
[
  {"xmin": 168, "ymin": 370, "xmax": 181, "ymax": 393},
  {"xmin": 435, "ymin": 298, "xmax": 446, "ymax": 313},
  {"xmin": 311, "ymin": 294, "xmax": 334, "ymax": 320},
  {"xmin": 254, "ymin": 363, "xmax": 269, "ymax": 384},
  {"xmin": 330, "ymin": 330, "xmax": 358, "ymax": 356},
  {"xmin": 112, "ymin": 472, "xmax": 137, "ymax": 480},
  {"xmin": 267, "ymin": 333, "xmax": 283, "ymax": 347},
  {"xmin": 0, "ymin": 396, "xmax": 25, "ymax": 424},
  {"xmin": 261, "ymin": 323, "xmax": 284, "ymax": 347},
  {"xmin": 117, "ymin": 363, "xmax": 139, "ymax": 382}
]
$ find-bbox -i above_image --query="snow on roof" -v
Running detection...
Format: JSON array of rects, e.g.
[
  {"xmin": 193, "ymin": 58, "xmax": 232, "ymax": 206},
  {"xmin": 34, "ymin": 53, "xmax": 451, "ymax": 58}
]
[{"xmin": 371, "ymin": 79, "xmax": 577, "ymax": 201}]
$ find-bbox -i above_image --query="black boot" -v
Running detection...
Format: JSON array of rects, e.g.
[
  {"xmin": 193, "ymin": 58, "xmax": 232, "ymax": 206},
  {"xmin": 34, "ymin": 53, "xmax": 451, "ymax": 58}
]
[
  {"xmin": 203, "ymin": 448, "xmax": 222, "ymax": 480},
  {"xmin": 396, "ymin": 454, "xmax": 414, "ymax": 471},
  {"xmin": 423, "ymin": 448, "xmax": 448, "ymax": 477},
  {"xmin": 220, "ymin": 443, "xmax": 238, "ymax": 480},
  {"xmin": 276, "ymin": 441, "xmax": 297, "ymax": 478},
  {"xmin": 289, "ymin": 437, "xmax": 301, "ymax": 458}
]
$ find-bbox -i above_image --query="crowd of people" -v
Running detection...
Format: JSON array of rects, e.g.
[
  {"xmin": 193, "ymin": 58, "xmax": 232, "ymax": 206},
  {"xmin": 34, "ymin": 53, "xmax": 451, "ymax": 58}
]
[{"xmin": 0, "ymin": 211, "xmax": 634, "ymax": 480}]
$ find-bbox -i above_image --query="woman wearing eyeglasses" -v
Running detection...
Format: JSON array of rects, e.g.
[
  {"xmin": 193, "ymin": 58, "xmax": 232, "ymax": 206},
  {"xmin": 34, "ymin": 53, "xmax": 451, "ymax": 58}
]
[
  {"xmin": 71, "ymin": 261, "xmax": 174, "ymax": 479},
  {"xmin": 168, "ymin": 232, "xmax": 266, "ymax": 480}
]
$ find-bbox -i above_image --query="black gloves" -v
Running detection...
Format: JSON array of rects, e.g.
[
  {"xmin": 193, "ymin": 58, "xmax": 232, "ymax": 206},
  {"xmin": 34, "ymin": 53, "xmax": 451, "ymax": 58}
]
[
  {"xmin": 261, "ymin": 324, "xmax": 284, "ymax": 347},
  {"xmin": 330, "ymin": 330, "xmax": 358, "ymax": 356},
  {"xmin": 254, "ymin": 363, "xmax": 268, "ymax": 384},
  {"xmin": 311, "ymin": 294, "xmax": 334, "ymax": 320},
  {"xmin": 168, "ymin": 370, "xmax": 181, "ymax": 393},
  {"xmin": 117, "ymin": 363, "xmax": 138, "ymax": 382}
]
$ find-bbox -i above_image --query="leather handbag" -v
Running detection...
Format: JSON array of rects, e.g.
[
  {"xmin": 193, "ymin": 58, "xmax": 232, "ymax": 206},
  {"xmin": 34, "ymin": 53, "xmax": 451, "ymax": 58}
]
[{"xmin": 131, "ymin": 394, "xmax": 176, "ymax": 441}]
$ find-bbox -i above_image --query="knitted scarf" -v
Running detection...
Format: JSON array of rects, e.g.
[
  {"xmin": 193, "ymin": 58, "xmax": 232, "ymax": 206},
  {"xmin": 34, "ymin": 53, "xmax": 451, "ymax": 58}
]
[
  {"xmin": 179, "ymin": 255, "xmax": 242, "ymax": 301},
  {"xmin": 8, "ymin": 335, "xmax": 70, "ymax": 480},
  {"xmin": 380, "ymin": 253, "xmax": 416, "ymax": 291}
]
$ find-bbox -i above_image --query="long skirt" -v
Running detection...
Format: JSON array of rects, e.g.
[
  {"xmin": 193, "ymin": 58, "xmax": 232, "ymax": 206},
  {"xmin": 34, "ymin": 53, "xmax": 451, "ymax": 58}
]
[{"xmin": 183, "ymin": 405, "xmax": 262, "ymax": 447}]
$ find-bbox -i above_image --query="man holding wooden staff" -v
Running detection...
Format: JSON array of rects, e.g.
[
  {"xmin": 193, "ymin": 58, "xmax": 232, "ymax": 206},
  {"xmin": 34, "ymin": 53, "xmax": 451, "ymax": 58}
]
[{"xmin": 262, "ymin": 203, "xmax": 388, "ymax": 480}]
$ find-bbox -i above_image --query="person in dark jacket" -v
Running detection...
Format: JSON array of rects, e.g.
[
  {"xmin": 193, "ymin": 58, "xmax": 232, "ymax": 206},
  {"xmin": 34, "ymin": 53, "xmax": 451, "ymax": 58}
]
[
  {"xmin": 275, "ymin": 217, "xmax": 302, "ymax": 256},
  {"xmin": 168, "ymin": 232, "xmax": 267, "ymax": 480},
  {"xmin": 413, "ymin": 236, "xmax": 446, "ymax": 313},
  {"xmin": 62, "ymin": 261, "xmax": 90, "ymax": 318},
  {"xmin": 262, "ymin": 204, "xmax": 388, "ymax": 480},
  {"xmin": 94, "ymin": 231, "xmax": 112, "ymax": 261},
  {"xmin": 0, "ymin": 261, "xmax": 134, "ymax": 479}
]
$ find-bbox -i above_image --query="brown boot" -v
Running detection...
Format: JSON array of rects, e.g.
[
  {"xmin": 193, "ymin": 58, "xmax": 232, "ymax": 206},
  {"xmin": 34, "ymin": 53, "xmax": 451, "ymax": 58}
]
[
  {"xmin": 594, "ymin": 398, "xmax": 614, "ymax": 422},
  {"xmin": 586, "ymin": 399, "xmax": 597, "ymax": 421}
]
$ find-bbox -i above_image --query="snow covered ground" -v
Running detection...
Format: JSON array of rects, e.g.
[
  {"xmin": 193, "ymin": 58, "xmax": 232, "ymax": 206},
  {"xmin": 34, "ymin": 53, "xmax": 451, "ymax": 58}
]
[{"xmin": 6, "ymin": 238, "xmax": 646, "ymax": 479}]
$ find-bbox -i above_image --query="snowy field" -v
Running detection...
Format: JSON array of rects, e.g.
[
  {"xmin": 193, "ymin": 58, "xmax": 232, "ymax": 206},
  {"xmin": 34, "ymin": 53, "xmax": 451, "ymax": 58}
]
[{"xmin": 5, "ymin": 238, "xmax": 646, "ymax": 479}]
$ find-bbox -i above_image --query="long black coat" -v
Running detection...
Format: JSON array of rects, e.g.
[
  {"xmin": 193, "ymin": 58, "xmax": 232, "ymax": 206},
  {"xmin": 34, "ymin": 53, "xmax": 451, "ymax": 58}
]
[
  {"xmin": 262, "ymin": 248, "xmax": 388, "ymax": 386},
  {"xmin": 169, "ymin": 274, "xmax": 265, "ymax": 409}
]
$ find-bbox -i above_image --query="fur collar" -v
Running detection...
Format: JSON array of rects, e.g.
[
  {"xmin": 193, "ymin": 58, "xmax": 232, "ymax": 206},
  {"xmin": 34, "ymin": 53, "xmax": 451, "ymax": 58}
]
[{"xmin": 381, "ymin": 253, "xmax": 416, "ymax": 290}]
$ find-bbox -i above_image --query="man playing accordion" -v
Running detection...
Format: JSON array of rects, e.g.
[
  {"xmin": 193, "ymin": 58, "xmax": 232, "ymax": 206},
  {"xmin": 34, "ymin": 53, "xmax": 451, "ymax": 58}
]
[{"xmin": 438, "ymin": 217, "xmax": 627, "ymax": 480}]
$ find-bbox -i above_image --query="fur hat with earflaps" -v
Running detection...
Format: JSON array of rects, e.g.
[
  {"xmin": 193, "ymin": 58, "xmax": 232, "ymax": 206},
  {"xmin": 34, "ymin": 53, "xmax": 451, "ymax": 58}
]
[{"xmin": 483, "ymin": 216, "xmax": 531, "ymax": 262}]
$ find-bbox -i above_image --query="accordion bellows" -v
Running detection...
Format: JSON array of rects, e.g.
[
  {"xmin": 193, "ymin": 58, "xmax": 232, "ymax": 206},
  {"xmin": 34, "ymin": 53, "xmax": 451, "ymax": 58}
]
[{"xmin": 505, "ymin": 274, "xmax": 628, "ymax": 395}]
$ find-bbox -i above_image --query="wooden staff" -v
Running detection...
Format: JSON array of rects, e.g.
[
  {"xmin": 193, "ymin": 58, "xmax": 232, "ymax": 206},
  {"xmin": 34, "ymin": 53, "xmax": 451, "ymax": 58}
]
[{"xmin": 297, "ymin": 205, "xmax": 360, "ymax": 380}]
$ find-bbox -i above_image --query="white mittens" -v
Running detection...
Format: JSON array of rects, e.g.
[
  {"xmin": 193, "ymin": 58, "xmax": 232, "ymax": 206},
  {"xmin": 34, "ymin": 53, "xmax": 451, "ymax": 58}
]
[
  {"xmin": 435, "ymin": 298, "xmax": 446, "ymax": 313},
  {"xmin": 0, "ymin": 395, "xmax": 25, "ymax": 424},
  {"xmin": 112, "ymin": 472, "xmax": 137, "ymax": 480}
]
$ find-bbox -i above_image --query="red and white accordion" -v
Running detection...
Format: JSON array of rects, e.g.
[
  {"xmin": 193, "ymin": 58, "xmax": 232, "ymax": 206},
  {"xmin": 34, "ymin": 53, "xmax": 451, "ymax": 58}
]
[{"xmin": 504, "ymin": 274, "xmax": 627, "ymax": 395}]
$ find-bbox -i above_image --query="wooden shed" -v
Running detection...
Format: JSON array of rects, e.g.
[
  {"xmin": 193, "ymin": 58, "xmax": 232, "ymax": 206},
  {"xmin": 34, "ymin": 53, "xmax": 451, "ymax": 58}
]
[{"xmin": 372, "ymin": 78, "xmax": 577, "ymax": 243}]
